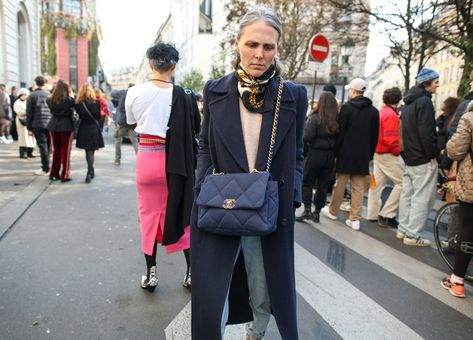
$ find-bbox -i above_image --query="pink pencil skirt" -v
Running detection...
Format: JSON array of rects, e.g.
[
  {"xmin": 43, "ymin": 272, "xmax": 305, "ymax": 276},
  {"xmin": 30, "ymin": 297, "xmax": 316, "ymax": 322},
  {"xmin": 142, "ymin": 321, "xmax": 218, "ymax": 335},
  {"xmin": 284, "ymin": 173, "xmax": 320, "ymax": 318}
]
[{"xmin": 136, "ymin": 136, "xmax": 190, "ymax": 256}]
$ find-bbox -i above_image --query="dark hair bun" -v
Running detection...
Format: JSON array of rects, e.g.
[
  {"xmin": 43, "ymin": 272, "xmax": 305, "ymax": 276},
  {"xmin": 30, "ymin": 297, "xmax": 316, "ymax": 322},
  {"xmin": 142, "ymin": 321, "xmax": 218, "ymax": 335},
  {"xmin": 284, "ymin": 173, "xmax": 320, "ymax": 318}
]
[{"xmin": 146, "ymin": 42, "xmax": 179, "ymax": 64}]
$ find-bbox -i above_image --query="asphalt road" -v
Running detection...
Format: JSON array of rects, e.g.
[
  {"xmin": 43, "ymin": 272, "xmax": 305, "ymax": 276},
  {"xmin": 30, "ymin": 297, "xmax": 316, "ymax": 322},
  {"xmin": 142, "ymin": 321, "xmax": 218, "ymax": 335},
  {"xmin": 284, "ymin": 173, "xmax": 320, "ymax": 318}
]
[{"xmin": 0, "ymin": 136, "xmax": 472, "ymax": 340}]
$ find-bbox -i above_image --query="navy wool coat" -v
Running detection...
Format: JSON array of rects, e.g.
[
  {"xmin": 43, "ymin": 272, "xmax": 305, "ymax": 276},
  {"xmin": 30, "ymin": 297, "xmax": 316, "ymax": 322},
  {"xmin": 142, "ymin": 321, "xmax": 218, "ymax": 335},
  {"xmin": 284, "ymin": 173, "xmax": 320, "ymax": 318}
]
[{"xmin": 191, "ymin": 73, "xmax": 307, "ymax": 340}]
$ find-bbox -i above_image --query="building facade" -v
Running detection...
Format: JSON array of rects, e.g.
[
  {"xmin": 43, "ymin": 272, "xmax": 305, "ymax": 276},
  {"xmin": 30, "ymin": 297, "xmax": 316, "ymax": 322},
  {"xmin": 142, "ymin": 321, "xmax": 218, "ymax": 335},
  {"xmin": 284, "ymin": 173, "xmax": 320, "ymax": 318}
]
[
  {"xmin": 41, "ymin": 0, "xmax": 99, "ymax": 91},
  {"xmin": 0, "ymin": 0, "xmax": 41, "ymax": 88}
]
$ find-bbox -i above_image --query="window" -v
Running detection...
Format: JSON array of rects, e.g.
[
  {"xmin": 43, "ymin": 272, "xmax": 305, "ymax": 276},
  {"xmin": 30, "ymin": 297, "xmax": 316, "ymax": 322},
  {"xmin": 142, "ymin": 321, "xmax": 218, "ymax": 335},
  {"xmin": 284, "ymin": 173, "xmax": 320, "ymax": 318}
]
[
  {"xmin": 69, "ymin": 39, "xmax": 78, "ymax": 91},
  {"xmin": 199, "ymin": 0, "xmax": 212, "ymax": 33},
  {"xmin": 62, "ymin": 0, "xmax": 81, "ymax": 16}
]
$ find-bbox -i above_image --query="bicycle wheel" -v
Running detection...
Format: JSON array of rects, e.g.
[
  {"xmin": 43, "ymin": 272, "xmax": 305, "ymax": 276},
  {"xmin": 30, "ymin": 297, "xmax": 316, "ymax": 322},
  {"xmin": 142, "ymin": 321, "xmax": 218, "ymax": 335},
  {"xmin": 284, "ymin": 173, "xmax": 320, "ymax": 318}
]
[{"xmin": 433, "ymin": 202, "xmax": 473, "ymax": 281}]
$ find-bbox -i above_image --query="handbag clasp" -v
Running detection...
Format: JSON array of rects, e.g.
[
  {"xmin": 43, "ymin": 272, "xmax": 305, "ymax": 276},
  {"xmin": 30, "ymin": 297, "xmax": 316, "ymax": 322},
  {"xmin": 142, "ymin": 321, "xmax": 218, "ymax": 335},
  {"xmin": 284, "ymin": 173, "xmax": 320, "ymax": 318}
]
[{"xmin": 223, "ymin": 199, "xmax": 236, "ymax": 209}]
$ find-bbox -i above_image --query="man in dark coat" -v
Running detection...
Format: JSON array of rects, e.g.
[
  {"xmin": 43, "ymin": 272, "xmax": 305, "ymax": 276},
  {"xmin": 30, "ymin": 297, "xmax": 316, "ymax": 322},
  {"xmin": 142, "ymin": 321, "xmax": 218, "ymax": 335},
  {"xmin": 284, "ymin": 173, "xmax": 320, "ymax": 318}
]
[
  {"xmin": 397, "ymin": 68, "xmax": 439, "ymax": 246},
  {"xmin": 113, "ymin": 84, "xmax": 138, "ymax": 165},
  {"xmin": 26, "ymin": 75, "xmax": 52, "ymax": 176},
  {"xmin": 191, "ymin": 74, "xmax": 307, "ymax": 340},
  {"xmin": 321, "ymin": 78, "xmax": 379, "ymax": 231}
]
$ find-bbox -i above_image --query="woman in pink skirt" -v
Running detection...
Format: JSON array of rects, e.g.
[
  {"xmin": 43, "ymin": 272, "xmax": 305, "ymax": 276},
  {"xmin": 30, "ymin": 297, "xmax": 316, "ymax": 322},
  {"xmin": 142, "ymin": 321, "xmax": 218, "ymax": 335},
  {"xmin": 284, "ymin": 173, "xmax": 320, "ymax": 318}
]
[{"xmin": 125, "ymin": 42, "xmax": 200, "ymax": 292}]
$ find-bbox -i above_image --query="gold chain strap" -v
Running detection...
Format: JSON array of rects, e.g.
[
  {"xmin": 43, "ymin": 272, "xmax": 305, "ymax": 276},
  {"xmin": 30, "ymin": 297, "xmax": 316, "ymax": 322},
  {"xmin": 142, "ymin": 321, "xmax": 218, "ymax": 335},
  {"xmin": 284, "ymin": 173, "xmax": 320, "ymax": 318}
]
[{"xmin": 266, "ymin": 77, "xmax": 284, "ymax": 172}]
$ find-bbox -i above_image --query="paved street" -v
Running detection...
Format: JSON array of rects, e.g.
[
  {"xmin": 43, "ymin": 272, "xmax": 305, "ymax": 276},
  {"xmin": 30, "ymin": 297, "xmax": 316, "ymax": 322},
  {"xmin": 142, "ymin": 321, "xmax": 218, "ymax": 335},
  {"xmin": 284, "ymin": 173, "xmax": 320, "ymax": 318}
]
[{"xmin": 1, "ymin": 136, "xmax": 472, "ymax": 340}]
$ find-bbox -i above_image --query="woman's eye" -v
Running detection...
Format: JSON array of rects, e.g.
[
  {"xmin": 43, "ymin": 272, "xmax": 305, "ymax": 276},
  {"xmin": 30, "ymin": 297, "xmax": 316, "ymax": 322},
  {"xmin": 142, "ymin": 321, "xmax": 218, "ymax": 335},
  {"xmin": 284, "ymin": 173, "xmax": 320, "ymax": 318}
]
[{"xmin": 264, "ymin": 45, "xmax": 275, "ymax": 51}]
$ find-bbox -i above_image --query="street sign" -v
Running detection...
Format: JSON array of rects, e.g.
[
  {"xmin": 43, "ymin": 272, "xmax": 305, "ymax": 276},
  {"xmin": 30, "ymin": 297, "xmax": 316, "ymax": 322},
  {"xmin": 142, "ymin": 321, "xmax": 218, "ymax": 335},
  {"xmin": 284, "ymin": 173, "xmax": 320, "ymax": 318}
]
[{"xmin": 309, "ymin": 34, "xmax": 330, "ymax": 63}]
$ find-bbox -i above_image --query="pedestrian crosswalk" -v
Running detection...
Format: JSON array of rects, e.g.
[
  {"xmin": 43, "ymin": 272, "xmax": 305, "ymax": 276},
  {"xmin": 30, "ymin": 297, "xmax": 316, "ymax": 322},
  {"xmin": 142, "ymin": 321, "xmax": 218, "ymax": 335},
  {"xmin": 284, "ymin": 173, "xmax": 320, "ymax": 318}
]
[{"xmin": 166, "ymin": 215, "xmax": 473, "ymax": 339}]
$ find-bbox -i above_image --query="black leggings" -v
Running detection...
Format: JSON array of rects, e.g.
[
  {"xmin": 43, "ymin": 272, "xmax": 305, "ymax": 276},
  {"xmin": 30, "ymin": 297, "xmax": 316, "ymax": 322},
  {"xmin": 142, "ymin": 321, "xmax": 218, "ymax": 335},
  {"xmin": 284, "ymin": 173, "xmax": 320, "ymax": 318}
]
[
  {"xmin": 144, "ymin": 243, "xmax": 190, "ymax": 274},
  {"xmin": 301, "ymin": 149, "xmax": 335, "ymax": 211},
  {"xmin": 453, "ymin": 201, "xmax": 473, "ymax": 278},
  {"xmin": 85, "ymin": 150, "xmax": 95, "ymax": 172}
]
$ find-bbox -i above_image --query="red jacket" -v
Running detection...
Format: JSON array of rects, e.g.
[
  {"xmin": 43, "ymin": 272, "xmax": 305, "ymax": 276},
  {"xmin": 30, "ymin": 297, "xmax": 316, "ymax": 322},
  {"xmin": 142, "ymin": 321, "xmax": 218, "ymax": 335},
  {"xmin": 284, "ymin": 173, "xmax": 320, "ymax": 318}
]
[{"xmin": 375, "ymin": 105, "xmax": 400, "ymax": 156}]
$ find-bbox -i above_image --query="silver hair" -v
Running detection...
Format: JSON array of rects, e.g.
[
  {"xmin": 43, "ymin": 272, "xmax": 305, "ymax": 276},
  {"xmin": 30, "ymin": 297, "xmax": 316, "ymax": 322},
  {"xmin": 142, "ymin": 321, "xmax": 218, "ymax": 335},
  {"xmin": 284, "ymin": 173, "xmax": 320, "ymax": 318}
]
[{"xmin": 232, "ymin": 6, "xmax": 283, "ymax": 75}]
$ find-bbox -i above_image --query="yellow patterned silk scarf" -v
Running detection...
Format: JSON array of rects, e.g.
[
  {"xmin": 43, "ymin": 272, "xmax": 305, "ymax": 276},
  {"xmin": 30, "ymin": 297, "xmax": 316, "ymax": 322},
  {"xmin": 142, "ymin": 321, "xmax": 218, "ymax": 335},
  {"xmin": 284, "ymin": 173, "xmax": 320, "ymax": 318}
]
[{"xmin": 235, "ymin": 64, "xmax": 276, "ymax": 113}]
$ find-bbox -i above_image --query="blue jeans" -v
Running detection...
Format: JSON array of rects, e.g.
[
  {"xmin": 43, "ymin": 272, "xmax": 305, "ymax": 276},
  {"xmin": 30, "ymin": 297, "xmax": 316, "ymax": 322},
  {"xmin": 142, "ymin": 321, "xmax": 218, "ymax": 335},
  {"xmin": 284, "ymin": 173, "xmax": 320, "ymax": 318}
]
[
  {"xmin": 221, "ymin": 236, "xmax": 271, "ymax": 339},
  {"xmin": 398, "ymin": 162, "xmax": 437, "ymax": 238}
]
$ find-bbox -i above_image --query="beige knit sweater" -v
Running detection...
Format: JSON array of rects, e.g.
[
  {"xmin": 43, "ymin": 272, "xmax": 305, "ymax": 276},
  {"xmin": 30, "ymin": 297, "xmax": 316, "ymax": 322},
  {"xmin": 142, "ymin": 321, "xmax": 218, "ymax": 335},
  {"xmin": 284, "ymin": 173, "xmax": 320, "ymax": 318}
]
[{"xmin": 239, "ymin": 99, "xmax": 262, "ymax": 171}]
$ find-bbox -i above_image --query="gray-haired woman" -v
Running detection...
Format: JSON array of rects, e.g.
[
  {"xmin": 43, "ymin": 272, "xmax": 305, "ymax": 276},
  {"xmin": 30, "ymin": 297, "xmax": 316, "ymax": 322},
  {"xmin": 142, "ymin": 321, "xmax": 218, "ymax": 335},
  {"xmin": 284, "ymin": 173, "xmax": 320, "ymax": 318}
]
[{"xmin": 191, "ymin": 6, "xmax": 307, "ymax": 340}]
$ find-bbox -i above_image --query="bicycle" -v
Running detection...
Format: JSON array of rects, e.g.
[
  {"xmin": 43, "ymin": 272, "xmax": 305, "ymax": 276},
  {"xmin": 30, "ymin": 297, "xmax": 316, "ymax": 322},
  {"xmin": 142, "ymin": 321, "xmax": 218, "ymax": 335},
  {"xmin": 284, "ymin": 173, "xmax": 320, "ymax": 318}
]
[{"xmin": 433, "ymin": 169, "xmax": 473, "ymax": 281}]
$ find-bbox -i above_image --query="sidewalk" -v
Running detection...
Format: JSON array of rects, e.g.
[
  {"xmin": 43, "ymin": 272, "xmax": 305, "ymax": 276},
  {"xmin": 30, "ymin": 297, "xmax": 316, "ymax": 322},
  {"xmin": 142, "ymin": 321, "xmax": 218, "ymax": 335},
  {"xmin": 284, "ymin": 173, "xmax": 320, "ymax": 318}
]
[{"xmin": 0, "ymin": 130, "xmax": 115, "ymax": 239}]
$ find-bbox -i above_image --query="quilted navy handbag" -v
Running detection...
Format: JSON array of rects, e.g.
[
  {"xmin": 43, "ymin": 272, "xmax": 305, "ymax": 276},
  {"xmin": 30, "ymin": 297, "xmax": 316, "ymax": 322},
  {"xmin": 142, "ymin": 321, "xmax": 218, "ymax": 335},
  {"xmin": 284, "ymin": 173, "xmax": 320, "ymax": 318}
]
[{"xmin": 196, "ymin": 78, "xmax": 283, "ymax": 236}]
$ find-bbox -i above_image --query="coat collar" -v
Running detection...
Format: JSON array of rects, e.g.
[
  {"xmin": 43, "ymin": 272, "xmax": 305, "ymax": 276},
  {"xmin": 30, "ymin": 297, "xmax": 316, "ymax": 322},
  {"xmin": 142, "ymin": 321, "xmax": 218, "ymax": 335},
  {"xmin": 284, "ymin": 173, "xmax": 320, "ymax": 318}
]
[{"xmin": 208, "ymin": 73, "xmax": 296, "ymax": 172}]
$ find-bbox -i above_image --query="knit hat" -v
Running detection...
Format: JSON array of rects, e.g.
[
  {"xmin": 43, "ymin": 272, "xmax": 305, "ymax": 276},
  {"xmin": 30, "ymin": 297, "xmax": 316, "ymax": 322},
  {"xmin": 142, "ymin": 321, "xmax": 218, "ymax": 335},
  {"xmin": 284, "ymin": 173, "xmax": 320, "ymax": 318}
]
[
  {"xmin": 416, "ymin": 68, "xmax": 439, "ymax": 85},
  {"xmin": 347, "ymin": 78, "xmax": 367, "ymax": 92},
  {"xmin": 17, "ymin": 88, "xmax": 30, "ymax": 97}
]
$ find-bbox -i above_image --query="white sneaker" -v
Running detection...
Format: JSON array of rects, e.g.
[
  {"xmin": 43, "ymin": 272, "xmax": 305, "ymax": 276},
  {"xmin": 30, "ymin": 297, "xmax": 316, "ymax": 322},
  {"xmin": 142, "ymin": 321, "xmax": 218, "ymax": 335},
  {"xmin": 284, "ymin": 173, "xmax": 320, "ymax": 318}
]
[
  {"xmin": 346, "ymin": 219, "xmax": 360, "ymax": 231},
  {"xmin": 321, "ymin": 206, "xmax": 337, "ymax": 220},
  {"xmin": 34, "ymin": 168, "xmax": 48, "ymax": 176},
  {"xmin": 403, "ymin": 236, "xmax": 431, "ymax": 247},
  {"xmin": 0, "ymin": 136, "xmax": 9, "ymax": 144},
  {"xmin": 396, "ymin": 231, "xmax": 406, "ymax": 239},
  {"xmin": 340, "ymin": 200, "xmax": 351, "ymax": 212}
]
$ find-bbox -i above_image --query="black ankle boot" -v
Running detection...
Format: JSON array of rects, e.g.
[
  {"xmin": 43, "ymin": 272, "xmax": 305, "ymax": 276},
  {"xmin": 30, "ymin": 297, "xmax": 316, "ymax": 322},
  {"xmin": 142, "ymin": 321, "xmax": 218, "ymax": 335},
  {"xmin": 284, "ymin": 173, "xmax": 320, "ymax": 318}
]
[
  {"xmin": 27, "ymin": 148, "xmax": 35, "ymax": 158},
  {"xmin": 312, "ymin": 211, "xmax": 320, "ymax": 223},
  {"xmin": 85, "ymin": 172, "xmax": 92, "ymax": 183},
  {"xmin": 296, "ymin": 204, "xmax": 312, "ymax": 222},
  {"xmin": 90, "ymin": 168, "xmax": 95, "ymax": 179},
  {"xmin": 19, "ymin": 147, "xmax": 28, "ymax": 159}
]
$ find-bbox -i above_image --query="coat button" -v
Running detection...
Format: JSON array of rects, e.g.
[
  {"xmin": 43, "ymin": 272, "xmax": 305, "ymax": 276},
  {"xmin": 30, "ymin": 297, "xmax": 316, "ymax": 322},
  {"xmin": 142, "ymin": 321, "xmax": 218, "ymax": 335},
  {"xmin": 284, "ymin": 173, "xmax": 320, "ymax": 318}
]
[{"xmin": 281, "ymin": 218, "xmax": 288, "ymax": 226}]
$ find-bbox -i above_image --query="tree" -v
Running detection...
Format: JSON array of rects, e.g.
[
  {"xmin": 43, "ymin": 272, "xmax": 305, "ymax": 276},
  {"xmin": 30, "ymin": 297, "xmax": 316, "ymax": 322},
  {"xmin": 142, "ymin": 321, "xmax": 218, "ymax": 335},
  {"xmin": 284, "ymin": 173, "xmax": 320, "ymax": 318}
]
[
  {"xmin": 209, "ymin": 64, "xmax": 226, "ymax": 80},
  {"xmin": 327, "ymin": 0, "xmax": 447, "ymax": 93},
  {"xmin": 416, "ymin": 0, "xmax": 473, "ymax": 96},
  {"xmin": 329, "ymin": 0, "xmax": 473, "ymax": 96},
  {"xmin": 223, "ymin": 0, "xmax": 367, "ymax": 81},
  {"xmin": 180, "ymin": 69, "xmax": 205, "ymax": 93}
]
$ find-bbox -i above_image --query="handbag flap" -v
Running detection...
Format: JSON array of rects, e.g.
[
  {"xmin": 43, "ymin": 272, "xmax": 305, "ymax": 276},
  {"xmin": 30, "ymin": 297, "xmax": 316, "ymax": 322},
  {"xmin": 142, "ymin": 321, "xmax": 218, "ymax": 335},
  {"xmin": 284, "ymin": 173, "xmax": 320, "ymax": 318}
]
[{"xmin": 196, "ymin": 172, "xmax": 271, "ymax": 209}]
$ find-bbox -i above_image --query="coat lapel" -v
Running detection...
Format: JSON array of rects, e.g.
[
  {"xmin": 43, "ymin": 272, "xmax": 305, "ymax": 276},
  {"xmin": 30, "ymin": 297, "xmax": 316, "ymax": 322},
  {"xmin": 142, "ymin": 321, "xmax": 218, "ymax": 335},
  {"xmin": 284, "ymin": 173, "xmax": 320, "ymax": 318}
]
[
  {"xmin": 208, "ymin": 75, "xmax": 249, "ymax": 172},
  {"xmin": 255, "ymin": 78, "xmax": 296, "ymax": 171}
]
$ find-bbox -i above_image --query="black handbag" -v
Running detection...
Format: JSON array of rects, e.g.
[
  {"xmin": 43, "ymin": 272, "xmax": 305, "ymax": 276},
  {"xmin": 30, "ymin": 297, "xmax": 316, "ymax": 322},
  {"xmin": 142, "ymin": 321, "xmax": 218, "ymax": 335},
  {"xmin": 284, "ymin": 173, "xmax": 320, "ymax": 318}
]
[{"xmin": 196, "ymin": 78, "xmax": 284, "ymax": 236}]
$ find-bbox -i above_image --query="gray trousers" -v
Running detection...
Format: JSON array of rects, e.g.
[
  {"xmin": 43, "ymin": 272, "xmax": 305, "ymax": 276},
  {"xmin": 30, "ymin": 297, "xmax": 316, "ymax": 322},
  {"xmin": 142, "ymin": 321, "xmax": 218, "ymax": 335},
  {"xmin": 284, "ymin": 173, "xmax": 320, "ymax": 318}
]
[
  {"xmin": 398, "ymin": 162, "xmax": 437, "ymax": 238},
  {"xmin": 221, "ymin": 236, "xmax": 271, "ymax": 339},
  {"xmin": 114, "ymin": 124, "xmax": 138, "ymax": 161}
]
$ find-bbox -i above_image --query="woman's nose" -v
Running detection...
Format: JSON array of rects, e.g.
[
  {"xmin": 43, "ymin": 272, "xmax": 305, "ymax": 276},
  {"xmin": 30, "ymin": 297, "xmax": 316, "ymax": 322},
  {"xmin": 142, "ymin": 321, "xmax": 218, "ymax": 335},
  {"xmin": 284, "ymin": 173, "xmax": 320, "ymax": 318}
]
[{"xmin": 254, "ymin": 47, "xmax": 264, "ymax": 59}]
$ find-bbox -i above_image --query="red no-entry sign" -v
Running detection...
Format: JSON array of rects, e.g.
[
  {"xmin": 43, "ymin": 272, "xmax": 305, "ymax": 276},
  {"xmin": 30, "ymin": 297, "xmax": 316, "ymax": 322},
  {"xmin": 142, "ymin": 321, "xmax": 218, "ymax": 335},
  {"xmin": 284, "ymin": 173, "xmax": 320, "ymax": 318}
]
[{"xmin": 309, "ymin": 35, "xmax": 330, "ymax": 62}]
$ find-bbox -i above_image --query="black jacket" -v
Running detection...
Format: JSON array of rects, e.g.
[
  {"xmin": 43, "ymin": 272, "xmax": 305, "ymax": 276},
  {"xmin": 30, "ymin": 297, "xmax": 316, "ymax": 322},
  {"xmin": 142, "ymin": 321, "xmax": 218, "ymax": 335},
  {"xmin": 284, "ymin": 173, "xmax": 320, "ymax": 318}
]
[
  {"xmin": 401, "ymin": 86, "xmax": 438, "ymax": 166},
  {"xmin": 335, "ymin": 96, "xmax": 379, "ymax": 175},
  {"xmin": 75, "ymin": 101, "xmax": 104, "ymax": 150},
  {"xmin": 303, "ymin": 113, "xmax": 337, "ymax": 150},
  {"xmin": 47, "ymin": 96, "xmax": 75, "ymax": 132},
  {"xmin": 26, "ymin": 88, "xmax": 51, "ymax": 129},
  {"xmin": 161, "ymin": 86, "xmax": 198, "ymax": 245}
]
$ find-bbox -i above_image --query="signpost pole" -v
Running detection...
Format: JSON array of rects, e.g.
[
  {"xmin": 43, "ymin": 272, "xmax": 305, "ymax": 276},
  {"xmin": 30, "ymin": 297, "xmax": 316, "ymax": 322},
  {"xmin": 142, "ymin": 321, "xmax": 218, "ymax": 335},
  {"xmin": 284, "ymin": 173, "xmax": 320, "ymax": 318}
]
[
  {"xmin": 311, "ymin": 70, "xmax": 317, "ymax": 103},
  {"xmin": 341, "ymin": 76, "xmax": 347, "ymax": 104}
]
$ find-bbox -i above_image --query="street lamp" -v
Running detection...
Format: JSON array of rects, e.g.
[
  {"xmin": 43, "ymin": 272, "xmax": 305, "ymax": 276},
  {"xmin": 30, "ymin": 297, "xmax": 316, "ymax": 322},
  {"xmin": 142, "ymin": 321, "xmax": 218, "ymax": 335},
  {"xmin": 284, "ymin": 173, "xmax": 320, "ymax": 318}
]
[{"xmin": 340, "ymin": 43, "xmax": 354, "ymax": 103}]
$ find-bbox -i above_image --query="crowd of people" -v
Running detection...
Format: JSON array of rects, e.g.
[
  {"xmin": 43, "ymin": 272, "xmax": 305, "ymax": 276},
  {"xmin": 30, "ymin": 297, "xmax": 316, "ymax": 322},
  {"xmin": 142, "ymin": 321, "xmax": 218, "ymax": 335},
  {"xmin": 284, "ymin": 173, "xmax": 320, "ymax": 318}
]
[
  {"xmin": 1, "ymin": 5, "xmax": 472, "ymax": 339},
  {"xmin": 0, "ymin": 75, "xmax": 111, "ymax": 182},
  {"xmin": 298, "ymin": 68, "xmax": 473, "ymax": 300}
]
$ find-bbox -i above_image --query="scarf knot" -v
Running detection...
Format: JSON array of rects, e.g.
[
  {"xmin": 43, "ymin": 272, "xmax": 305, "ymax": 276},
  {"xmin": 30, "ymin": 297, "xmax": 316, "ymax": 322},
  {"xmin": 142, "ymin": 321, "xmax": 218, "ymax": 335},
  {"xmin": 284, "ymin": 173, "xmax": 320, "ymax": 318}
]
[{"xmin": 235, "ymin": 64, "xmax": 276, "ymax": 113}]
